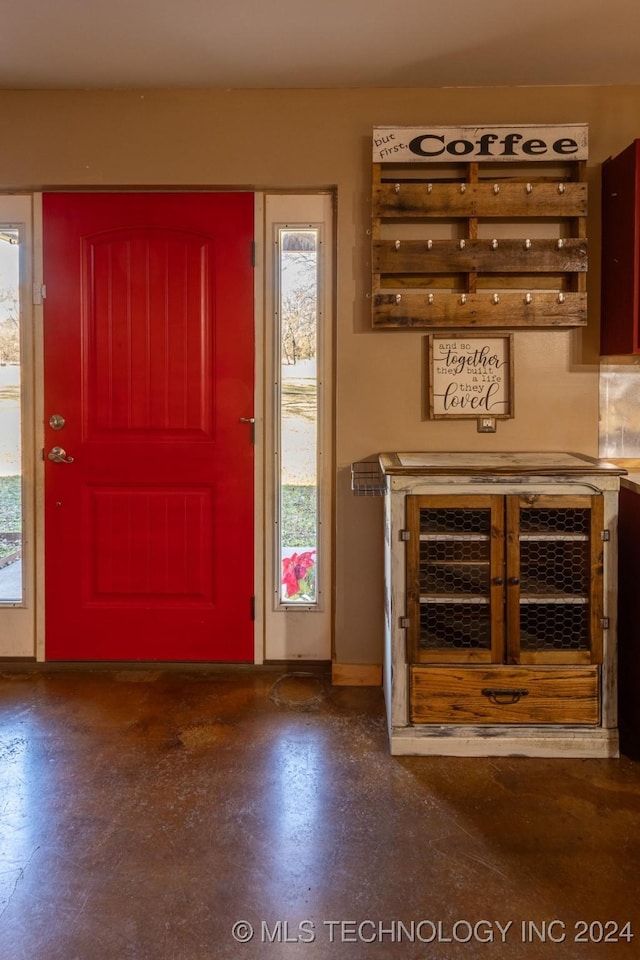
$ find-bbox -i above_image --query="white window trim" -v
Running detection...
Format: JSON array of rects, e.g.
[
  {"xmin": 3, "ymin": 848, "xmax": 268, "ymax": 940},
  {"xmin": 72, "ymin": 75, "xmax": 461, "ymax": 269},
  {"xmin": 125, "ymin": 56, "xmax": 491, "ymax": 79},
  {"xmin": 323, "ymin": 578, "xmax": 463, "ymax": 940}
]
[
  {"xmin": 263, "ymin": 194, "xmax": 334, "ymax": 662},
  {"xmin": 0, "ymin": 195, "xmax": 36, "ymax": 656}
]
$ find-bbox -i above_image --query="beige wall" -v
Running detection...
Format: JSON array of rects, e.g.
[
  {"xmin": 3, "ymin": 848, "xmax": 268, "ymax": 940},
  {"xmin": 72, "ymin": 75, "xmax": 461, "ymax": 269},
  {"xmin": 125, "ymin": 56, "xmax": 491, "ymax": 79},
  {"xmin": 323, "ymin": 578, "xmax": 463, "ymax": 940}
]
[{"xmin": 3, "ymin": 85, "xmax": 639, "ymax": 664}]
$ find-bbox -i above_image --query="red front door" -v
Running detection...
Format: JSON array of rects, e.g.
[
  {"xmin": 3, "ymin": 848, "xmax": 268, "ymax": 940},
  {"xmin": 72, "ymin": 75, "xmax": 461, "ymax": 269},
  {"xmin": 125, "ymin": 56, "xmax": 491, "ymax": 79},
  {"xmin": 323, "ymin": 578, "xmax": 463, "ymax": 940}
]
[{"xmin": 43, "ymin": 193, "xmax": 255, "ymax": 660}]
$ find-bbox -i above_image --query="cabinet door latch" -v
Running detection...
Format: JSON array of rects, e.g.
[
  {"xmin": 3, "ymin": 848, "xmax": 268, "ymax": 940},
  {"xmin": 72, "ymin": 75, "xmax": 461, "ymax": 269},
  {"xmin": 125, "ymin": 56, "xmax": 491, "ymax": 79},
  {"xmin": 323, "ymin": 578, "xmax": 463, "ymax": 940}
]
[
  {"xmin": 601, "ymin": 529, "xmax": 610, "ymax": 542},
  {"xmin": 399, "ymin": 529, "xmax": 410, "ymax": 541},
  {"xmin": 600, "ymin": 617, "xmax": 610, "ymax": 630},
  {"xmin": 399, "ymin": 616, "xmax": 410, "ymax": 629}
]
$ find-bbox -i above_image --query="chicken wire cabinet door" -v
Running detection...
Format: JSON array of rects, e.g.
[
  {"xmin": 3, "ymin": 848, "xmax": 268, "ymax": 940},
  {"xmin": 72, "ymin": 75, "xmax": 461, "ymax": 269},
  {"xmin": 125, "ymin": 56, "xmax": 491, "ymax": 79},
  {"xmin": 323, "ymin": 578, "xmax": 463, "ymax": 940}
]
[
  {"xmin": 405, "ymin": 493, "xmax": 604, "ymax": 669},
  {"xmin": 505, "ymin": 495, "xmax": 604, "ymax": 666},
  {"xmin": 405, "ymin": 495, "xmax": 505, "ymax": 665}
]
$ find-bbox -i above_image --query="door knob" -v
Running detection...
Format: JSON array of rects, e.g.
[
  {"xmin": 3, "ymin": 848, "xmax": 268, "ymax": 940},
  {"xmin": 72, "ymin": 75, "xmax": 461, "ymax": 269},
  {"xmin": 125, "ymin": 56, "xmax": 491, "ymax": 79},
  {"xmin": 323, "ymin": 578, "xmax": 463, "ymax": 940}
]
[
  {"xmin": 239, "ymin": 417, "xmax": 255, "ymax": 442},
  {"xmin": 47, "ymin": 446, "xmax": 74, "ymax": 464}
]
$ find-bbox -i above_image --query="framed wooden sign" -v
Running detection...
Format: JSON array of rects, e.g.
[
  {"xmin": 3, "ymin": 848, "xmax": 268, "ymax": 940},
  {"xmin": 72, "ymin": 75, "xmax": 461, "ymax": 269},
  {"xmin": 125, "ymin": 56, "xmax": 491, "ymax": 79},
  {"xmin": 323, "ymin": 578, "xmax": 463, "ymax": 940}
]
[{"xmin": 428, "ymin": 333, "xmax": 514, "ymax": 419}]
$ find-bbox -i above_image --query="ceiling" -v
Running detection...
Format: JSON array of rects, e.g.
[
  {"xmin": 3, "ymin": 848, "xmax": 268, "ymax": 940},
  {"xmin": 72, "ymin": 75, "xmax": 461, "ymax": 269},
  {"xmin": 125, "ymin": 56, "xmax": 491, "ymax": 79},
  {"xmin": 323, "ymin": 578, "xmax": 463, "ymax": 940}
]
[{"xmin": 1, "ymin": 0, "xmax": 639, "ymax": 90}]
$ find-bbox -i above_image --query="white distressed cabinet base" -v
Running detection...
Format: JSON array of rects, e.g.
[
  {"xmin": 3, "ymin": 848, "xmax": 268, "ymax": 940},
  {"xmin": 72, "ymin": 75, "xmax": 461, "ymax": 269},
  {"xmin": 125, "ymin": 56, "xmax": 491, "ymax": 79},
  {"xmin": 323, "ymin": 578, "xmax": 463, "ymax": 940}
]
[{"xmin": 389, "ymin": 724, "xmax": 619, "ymax": 758}]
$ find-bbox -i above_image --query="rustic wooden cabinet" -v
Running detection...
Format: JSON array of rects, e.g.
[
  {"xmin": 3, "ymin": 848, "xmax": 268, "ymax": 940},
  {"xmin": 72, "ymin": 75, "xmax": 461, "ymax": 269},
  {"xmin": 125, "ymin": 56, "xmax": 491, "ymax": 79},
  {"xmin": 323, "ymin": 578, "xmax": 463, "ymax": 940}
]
[
  {"xmin": 616, "ymin": 479, "xmax": 640, "ymax": 747},
  {"xmin": 601, "ymin": 139, "xmax": 640, "ymax": 355},
  {"xmin": 380, "ymin": 452, "xmax": 625, "ymax": 756}
]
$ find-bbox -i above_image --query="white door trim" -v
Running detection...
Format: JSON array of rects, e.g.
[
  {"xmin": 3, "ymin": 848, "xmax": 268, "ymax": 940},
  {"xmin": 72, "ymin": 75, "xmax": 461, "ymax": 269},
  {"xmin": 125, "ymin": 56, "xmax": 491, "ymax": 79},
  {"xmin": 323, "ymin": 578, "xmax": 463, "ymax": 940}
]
[{"xmin": 0, "ymin": 194, "xmax": 37, "ymax": 656}]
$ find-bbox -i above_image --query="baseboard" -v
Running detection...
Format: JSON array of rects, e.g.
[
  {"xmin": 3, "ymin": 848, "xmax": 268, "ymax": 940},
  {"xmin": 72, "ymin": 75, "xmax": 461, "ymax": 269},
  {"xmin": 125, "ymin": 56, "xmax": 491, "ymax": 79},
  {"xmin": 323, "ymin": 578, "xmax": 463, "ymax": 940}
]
[{"xmin": 331, "ymin": 662, "xmax": 382, "ymax": 686}]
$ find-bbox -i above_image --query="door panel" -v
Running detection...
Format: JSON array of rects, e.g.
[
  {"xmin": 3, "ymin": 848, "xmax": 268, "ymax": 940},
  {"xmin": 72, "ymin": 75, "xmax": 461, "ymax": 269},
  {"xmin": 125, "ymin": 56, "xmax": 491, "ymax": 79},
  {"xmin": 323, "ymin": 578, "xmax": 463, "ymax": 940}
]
[{"xmin": 43, "ymin": 193, "xmax": 254, "ymax": 661}]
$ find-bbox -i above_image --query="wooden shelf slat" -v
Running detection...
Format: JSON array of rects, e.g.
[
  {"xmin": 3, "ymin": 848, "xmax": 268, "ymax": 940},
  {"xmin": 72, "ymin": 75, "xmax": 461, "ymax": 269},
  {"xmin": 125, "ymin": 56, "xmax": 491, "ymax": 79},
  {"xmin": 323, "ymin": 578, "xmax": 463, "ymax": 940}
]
[
  {"xmin": 374, "ymin": 181, "xmax": 587, "ymax": 219},
  {"xmin": 374, "ymin": 238, "xmax": 587, "ymax": 274},
  {"xmin": 372, "ymin": 291, "xmax": 587, "ymax": 328}
]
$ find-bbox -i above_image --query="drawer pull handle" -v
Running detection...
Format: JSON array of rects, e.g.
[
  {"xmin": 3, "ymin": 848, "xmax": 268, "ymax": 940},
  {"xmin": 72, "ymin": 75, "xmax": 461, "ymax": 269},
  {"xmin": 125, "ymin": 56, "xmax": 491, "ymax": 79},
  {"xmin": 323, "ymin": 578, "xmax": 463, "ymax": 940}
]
[{"xmin": 481, "ymin": 687, "xmax": 530, "ymax": 705}]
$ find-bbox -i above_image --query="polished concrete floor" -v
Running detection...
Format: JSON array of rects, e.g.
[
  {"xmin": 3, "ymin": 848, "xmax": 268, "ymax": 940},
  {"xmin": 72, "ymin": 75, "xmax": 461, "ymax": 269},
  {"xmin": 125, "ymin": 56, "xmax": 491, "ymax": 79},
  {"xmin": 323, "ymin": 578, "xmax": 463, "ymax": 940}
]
[{"xmin": 0, "ymin": 665, "xmax": 639, "ymax": 960}]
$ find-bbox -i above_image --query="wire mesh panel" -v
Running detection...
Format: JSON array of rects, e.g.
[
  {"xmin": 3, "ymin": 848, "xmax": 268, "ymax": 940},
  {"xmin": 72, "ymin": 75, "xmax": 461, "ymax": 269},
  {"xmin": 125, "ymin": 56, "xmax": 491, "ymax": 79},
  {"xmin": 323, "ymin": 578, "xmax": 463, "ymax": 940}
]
[
  {"xmin": 419, "ymin": 602, "xmax": 493, "ymax": 653},
  {"xmin": 520, "ymin": 604, "xmax": 590, "ymax": 654},
  {"xmin": 513, "ymin": 496, "xmax": 603, "ymax": 663},
  {"xmin": 408, "ymin": 497, "xmax": 503, "ymax": 662},
  {"xmin": 519, "ymin": 506, "xmax": 590, "ymax": 535},
  {"xmin": 422, "ymin": 563, "xmax": 490, "ymax": 595},
  {"xmin": 519, "ymin": 539, "xmax": 590, "ymax": 597},
  {"xmin": 419, "ymin": 507, "xmax": 492, "ymax": 536}
]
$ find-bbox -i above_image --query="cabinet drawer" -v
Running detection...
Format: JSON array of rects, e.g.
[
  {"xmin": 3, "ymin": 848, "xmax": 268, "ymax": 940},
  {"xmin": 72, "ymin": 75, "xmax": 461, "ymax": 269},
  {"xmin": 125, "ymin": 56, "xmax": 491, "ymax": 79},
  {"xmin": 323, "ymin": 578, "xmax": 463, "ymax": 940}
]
[{"xmin": 411, "ymin": 666, "xmax": 599, "ymax": 725}]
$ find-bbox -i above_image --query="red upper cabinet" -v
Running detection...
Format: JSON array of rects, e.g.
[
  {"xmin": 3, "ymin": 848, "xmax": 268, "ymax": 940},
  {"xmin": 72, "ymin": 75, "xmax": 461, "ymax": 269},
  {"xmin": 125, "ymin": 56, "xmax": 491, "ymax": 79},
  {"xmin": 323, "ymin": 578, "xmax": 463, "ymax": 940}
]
[{"xmin": 601, "ymin": 139, "xmax": 640, "ymax": 355}]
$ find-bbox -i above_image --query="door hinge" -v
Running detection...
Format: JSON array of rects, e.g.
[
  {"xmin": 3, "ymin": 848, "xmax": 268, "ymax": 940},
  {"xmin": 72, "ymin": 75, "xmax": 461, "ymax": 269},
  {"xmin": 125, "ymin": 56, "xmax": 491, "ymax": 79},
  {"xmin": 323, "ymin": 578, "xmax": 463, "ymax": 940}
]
[
  {"xmin": 400, "ymin": 529, "xmax": 410, "ymax": 541},
  {"xmin": 601, "ymin": 529, "xmax": 610, "ymax": 541},
  {"xmin": 33, "ymin": 282, "xmax": 46, "ymax": 305},
  {"xmin": 399, "ymin": 616, "xmax": 410, "ymax": 629},
  {"xmin": 250, "ymin": 240, "xmax": 256, "ymax": 267},
  {"xmin": 251, "ymin": 596, "xmax": 256, "ymax": 621},
  {"xmin": 600, "ymin": 617, "xmax": 610, "ymax": 630}
]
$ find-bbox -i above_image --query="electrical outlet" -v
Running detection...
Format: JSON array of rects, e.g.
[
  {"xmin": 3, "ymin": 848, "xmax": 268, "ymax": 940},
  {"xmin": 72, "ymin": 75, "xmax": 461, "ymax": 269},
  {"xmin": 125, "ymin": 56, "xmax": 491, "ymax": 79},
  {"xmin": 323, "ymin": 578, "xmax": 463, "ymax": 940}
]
[{"xmin": 477, "ymin": 417, "xmax": 497, "ymax": 433}]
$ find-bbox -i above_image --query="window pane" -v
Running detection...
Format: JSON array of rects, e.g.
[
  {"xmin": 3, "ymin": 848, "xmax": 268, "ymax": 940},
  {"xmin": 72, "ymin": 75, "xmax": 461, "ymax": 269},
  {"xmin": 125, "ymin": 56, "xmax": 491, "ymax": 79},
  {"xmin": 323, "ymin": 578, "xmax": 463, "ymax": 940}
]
[
  {"xmin": 278, "ymin": 228, "xmax": 319, "ymax": 605},
  {"xmin": 0, "ymin": 228, "xmax": 22, "ymax": 602}
]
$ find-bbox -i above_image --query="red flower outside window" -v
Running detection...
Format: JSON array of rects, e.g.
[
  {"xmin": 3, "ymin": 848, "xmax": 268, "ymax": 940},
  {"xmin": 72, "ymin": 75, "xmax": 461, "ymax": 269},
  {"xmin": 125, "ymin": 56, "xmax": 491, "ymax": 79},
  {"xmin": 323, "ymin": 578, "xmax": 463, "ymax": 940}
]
[{"xmin": 281, "ymin": 550, "xmax": 316, "ymax": 600}]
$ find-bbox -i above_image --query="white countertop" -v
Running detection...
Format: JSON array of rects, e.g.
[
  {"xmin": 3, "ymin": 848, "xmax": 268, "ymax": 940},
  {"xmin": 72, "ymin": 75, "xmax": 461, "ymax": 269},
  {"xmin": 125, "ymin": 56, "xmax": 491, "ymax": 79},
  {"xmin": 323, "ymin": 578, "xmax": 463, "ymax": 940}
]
[{"xmin": 379, "ymin": 451, "xmax": 626, "ymax": 477}]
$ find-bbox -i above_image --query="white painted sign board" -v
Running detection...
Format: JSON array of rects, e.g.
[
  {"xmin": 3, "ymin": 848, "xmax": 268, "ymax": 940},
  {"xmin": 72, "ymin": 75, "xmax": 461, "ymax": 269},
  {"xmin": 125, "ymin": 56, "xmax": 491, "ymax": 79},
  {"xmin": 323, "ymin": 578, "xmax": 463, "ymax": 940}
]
[{"xmin": 373, "ymin": 124, "xmax": 588, "ymax": 163}]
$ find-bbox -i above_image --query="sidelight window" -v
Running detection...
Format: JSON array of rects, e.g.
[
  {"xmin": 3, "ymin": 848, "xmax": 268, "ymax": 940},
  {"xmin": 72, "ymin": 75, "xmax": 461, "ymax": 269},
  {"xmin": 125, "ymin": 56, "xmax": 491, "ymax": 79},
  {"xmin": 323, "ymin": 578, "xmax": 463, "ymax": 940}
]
[
  {"xmin": 275, "ymin": 226, "xmax": 322, "ymax": 607},
  {"xmin": 0, "ymin": 227, "xmax": 22, "ymax": 603}
]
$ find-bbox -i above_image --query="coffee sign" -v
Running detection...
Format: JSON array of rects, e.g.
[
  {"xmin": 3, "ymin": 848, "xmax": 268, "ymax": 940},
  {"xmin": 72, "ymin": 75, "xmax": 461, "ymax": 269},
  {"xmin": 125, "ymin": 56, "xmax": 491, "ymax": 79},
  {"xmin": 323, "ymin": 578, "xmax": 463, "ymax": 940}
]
[{"xmin": 373, "ymin": 124, "xmax": 588, "ymax": 163}]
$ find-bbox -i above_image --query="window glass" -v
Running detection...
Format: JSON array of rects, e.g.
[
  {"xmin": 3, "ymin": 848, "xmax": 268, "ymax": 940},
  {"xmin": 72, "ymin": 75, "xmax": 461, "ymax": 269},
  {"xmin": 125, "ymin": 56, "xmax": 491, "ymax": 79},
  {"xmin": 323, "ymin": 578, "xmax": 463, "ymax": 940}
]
[
  {"xmin": 277, "ymin": 227, "xmax": 320, "ymax": 606},
  {"xmin": 0, "ymin": 228, "xmax": 22, "ymax": 602}
]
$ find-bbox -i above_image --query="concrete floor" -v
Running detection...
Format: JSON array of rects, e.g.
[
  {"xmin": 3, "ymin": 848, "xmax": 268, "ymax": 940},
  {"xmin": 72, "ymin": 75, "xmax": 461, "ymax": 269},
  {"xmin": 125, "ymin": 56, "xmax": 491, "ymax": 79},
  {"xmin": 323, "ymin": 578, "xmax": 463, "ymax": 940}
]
[{"xmin": 0, "ymin": 666, "xmax": 638, "ymax": 960}]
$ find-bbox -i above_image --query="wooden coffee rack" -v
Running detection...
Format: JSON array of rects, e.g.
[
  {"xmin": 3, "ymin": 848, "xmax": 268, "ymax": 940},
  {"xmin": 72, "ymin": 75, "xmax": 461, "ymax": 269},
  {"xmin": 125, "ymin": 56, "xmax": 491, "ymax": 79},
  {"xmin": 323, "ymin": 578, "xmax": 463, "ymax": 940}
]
[{"xmin": 371, "ymin": 158, "xmax": 588, "ymax": 329}]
